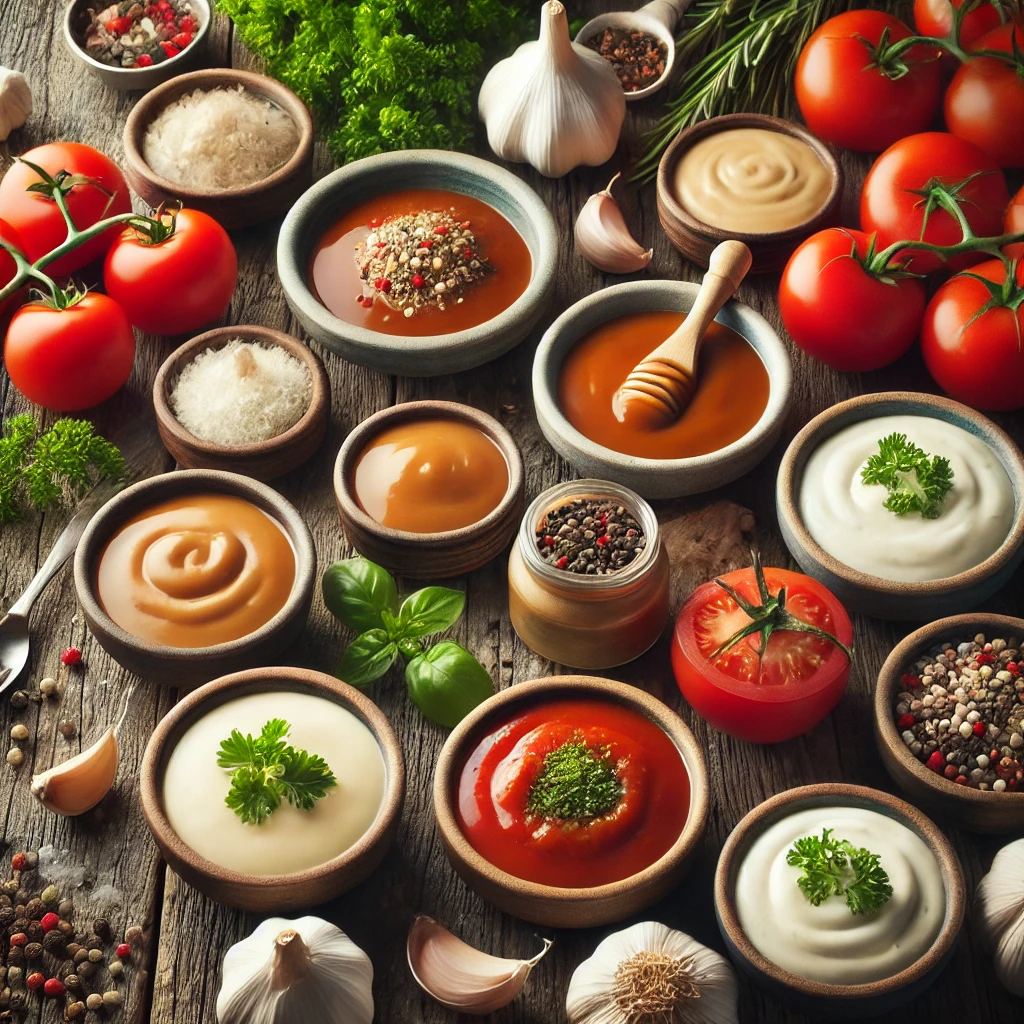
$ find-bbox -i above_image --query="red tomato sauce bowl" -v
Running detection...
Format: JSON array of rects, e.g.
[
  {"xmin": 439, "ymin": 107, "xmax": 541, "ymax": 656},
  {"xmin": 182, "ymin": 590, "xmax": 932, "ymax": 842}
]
[{"xmin": 432, "ymin": 676, "xmax": 709, "ymax": 928}]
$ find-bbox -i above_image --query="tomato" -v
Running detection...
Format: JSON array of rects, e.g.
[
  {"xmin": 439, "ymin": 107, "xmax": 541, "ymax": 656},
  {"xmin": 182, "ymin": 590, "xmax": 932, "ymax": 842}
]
[
  {"xmin": 103, "ymin": 209, "xmax": 238, "ymax": 335},
  {"xmin": 0, "ymin": 216, "xmax": 26, "ymax": 322},
  {"xmin": 945, "ymin": 23, "xmax": 1024, "ymax": 167},
  {"xmin": 794, "ymin": 11, "xmax": 942, "ymax": 152},
  {"xmin": 779, "ymin": 227, "xmax": 927, "ymax": 372},
  {"xmin": 672, "ymin": 566, "xmax": 853, "ymax": 744},
  {"xmin": 1006, "ymin": 182, "xmax": 1024, "ymax": 259},
  {"xmin": 4, "ymin": 294, "xmax": 135, "ymax": 411},
  {"xmin": 0, "ymin": 144, "xmax": 131, "ymax": 276},
  {"xmin": 860, "ymin": 132, "xmax": 1009, "ymax": 274},
  {"xmin": 913, "ymin": 0, "xmax": 1004, "ymax": 50},
  {"xmin": 921, "ymin": 257, "xmax": 1024, "ymax": 410}
]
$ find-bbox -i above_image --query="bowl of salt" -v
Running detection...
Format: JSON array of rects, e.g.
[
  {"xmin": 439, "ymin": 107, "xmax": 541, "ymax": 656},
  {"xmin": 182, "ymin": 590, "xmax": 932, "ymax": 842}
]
[{"xmin": 153, "ymin": 326, "xmax": 330, "ymax": 481}]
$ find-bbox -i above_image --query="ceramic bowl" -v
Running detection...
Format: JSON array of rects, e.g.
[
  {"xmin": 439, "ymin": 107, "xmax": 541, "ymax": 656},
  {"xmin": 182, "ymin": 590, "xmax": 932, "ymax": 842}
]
[
  {"xmin": 277, "ymin": 149, "xmax": 558, "ymax": 376},
  {"xmin": 532, "ymin": 279, "xmax": 792, "ymax": 498},
  {"xmin": 139, "ymin": 666, "xmax": 405, "ymax": 911},
  {"xmin": 153, "ymin": 326, "xmax": 329, "ymax": 481},
  {"xmin": 123, "ymin": 68, "xmax": 314, "ymax": 229},
  {"xmin": 64, "ymin": 0, "xmax": 212, "ymax": 92},
  {"xmin": 433, "ymin": 675, "xmax": 709, "ymax": 928},
  {"xmin": 715, "ymin": 783, "xmax": 966, "ymax": 1020},
  {"xmin": 874, "ymin": 613, "xmax": 1024, "ymax": 833},
  {"xmin": 776, "ymin": 391, "xmax": 1024, "ymax": 620},
  {"xmin": 657, "ymin": 113, "xmax": 843, "ymax": 274},
  {"xmin": 73, "ymin": 469, "xmax": 315, "ymax": 686},
  {"xmin": 334, "ymin": 400, "xmax": 524, "ymax": 579}
]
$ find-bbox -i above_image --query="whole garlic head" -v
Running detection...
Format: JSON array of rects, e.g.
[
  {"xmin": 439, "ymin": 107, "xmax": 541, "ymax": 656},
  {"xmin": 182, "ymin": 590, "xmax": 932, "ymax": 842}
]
[
  {"xmin": 216, "ymin": 917, "xmax": 373, "ymax": 1024},
  {"xmin": 975, "ymin": 838, "xmax": 1024, "ymax": 996},
  {"xmin": 0, "ymin": 69, "xmax": 31, "ymax": 142},
  {"xmin": 478, "ymin": 1, "xmax": 625, "ymax": 178},
  {"xmin": 566, "ymin": 921, "xmax": 739, "ymax": 1024}
]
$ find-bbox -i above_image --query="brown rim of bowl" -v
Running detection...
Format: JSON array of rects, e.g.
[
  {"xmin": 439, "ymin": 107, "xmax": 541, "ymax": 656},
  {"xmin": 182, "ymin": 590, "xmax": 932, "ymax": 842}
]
[
  {"xmin": 657, "ymin": 113, "xmax": 843, "ymax": 242},
  {"xmin": 875, "ymin": 612, "xmax": 1024, "ymax": 807},
  {"xmin": 139, "ymin": 666, "xmax": 405, "ymax": 887},
  {"xmin": 777, "ymin": 391, "xmax": 1024, "ymax": 596},
  {"xmin": 122, "ymin": 68, "xmax": 314, "ymax": 202},
  {"xmin": 73, "ymin": 469, "xmax": 315, "ymax": 660},
  {"xmin": 433, "ymin": 675, "xmax": 710, "ymax": 904},
  {"xmin": 153, "ymin": 326, "xmax": 329, "ymax": 459},
  {"xmin": 334, "ymin": 400, "xmax": 525, "ymax": 544},
  {"xmin": 715, "ymin": 783, "xmax": 966, "ymax": 999}
]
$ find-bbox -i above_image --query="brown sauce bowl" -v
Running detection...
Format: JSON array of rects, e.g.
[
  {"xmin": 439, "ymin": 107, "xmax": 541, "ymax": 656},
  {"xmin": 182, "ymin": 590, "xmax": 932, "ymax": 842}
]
[{"xmin": 334, "ymin": 400, "xmax": 524, "ymax": 579}]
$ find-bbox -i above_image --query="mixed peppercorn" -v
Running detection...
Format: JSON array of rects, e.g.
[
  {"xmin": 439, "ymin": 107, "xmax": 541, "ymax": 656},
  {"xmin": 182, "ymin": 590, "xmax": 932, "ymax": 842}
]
[
  {"xmin": 82, "ymin": 1, "xmax": 198, "ymax": 69},
  {"xmin": 895, "ymin": 634, "xmax": 1024, "ymax": 792},
  {"xmin": 535, "ymin": 498, "xmax": 646, "ymax": 575},
  {"xmin": 583, "ymin": 27, "xmax": 668, "ymax": 92}
]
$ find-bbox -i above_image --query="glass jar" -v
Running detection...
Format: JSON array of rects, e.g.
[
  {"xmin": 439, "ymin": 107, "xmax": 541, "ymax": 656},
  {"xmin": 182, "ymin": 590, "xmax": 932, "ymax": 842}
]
[{"xmin": 508, "ymin": 480, "xmax": 670, "ymax": 669}]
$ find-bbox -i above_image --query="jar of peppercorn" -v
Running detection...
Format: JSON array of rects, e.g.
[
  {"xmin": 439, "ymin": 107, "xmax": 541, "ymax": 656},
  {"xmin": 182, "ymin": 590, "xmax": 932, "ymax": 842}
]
[{"xmin": 508, "ymin": 480, "xmax": 669, "ymax": 668}]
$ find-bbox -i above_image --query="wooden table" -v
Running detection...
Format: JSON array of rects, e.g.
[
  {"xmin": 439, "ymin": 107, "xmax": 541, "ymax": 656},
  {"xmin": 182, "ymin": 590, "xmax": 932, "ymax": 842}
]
[{"xmin": 2, "ymin": 3, "xmax": 1022, "ymax": 1021}]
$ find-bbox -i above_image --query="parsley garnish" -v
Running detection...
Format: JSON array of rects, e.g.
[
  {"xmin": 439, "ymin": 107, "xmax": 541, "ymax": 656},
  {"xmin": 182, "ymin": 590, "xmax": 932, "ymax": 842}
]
[
  {"xmin": 216, "ymin": 718, "xmax": 337, "ymax": 826},
  {"xmin": 860, "ymin": 432, "xmax": 954, "ymax": 519},
  {"xmin": 786, "ymin": 828, "xmax": 893, "ymax": 916},
  {"xmin": 526, "ymin": 740, "xmax": 622, "ymax": 822}
]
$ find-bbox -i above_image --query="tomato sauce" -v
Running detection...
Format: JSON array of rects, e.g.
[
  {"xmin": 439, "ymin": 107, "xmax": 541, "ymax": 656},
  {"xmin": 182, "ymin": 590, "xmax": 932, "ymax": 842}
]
[
  {"xmin": 309, "ymin": 189, "xmax": 532, "ymax": 337},
  {"xmin": 456, "ymin": 698, "xmax": 690, "ymax": 888}
]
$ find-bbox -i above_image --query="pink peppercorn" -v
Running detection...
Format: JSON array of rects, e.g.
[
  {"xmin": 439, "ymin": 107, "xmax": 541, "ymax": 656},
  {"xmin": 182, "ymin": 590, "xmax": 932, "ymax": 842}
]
[
  {"xmin": 43, "ymin": 978, "xmax": 64, "ymax": 997},
  {"xmin": 926, "ymin": 751, "xmax": 945, "ymax": 772},
  {"xmin": 973, "ymin": 721, "xmax": 986, "ymax": 736},
  {"xmin": 898, "ymin": 713, "xmax": 915, "ymax": 729},
  {"xmin": 61, "ymin": 647, "xmax": 81, "ymax": 666},
  {"xmin": 10, "ymin": 933, "xmax": 27, "ymax": 947},
  {"xmin": 116, "ymin": 943, "xmax": 131, "ymax": 959},
  {"xmin": 40, "ymin": 913, "xmax": 59, "ymax": 933},
  {"xmin": 26, "ymin": 972, "xmax": 43, "ymax": 990}
]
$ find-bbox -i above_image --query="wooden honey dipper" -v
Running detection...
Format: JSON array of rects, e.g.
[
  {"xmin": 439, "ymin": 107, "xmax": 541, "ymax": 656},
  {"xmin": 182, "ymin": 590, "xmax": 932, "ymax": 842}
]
[{"xmin": 612, "ymin": 240, "xmax": 753, "ymax": 429}]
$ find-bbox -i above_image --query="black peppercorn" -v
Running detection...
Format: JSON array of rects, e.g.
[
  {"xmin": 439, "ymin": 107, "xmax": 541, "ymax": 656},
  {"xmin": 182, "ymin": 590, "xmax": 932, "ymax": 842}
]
[
  {"xmin": 13, "ymin": 893, "xmax": 28, "ymax": 909},
  {"xmin": 76, "ymin": 961, "xmax": 95, "ymax": 980},
  {"xmin": 9, "ymin": 692, "xmax": 27, "ymax": 711},
  {"xmin": 0, "ymin": 910, "xmax": 14, "ymax": 931},
  {"xmin": 11, "ymin": 919, "xmax": 27, "ymax": 933},
  {"xmin": 57, "ymin": 920, "xmax": 74, "ymax": 937},
  {"xmin": 0, "ymin": 884, "xmax": 14, "ymax": 898},
  {"xmin": 85, "ymin": 935, "xmax": 102, "ymax": 951},
  {"xmin": 22, "ymin": 943, "xmax": 40, "ymax": 961},
  {"xmin": 23, "ymin": 899, "xmax": 43, "ymax": 920},
  {"xmin": 0, "ymin": 897, "xmax": 10, "ymax": 910},
  {"xmin": 73, "ymin": 950, "xmax": 88, "ymax": 965},
  {"xmin": 42, "ymin": 931, "xmax": 65, "ymax": 955},
  {"xmin": 24, "ymin": 922, "xmax": 41, "ymax": 943},
  {"xmin": 6, "ymin": 949, "xmax": 22, "ymax": 968},
  {"xmin": 90, "ymin": 919, "xmax": 110, "ymax": 942},
  {"xmin": 57, "ymin": 900, "xmax": 73, "ymax": 920},
  {"xmin": 63, "ymin": 973, "xmax": 81, "ymax": 992}
]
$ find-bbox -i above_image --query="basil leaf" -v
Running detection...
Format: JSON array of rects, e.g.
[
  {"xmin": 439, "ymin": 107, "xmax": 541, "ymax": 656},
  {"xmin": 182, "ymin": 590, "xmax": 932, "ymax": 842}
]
[
  {"xmin": 338, "ymin": 629, "xmax": 398, "ymax": 688},
  {"xmin": 398, "ymin": 586, "xmax": 465, "ymax": 638},
  {"xmin": 322, "ymin": 557, "xmax": 399, "ymax": 633},
  {"xmin": 405, "ymin": 641, "xmax": 493, "ymax": 727},
  {"xmin": 380, "ymin": 608, "xmax": 403, "ymax": 639},
  {"xmin": 397, "ymin": 637, "xmax": 423, "ymax": 660}
]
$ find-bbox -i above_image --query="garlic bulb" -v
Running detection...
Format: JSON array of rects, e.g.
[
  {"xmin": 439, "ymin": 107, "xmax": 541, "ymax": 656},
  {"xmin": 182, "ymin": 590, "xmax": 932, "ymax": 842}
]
[
  {"xmin": 0, "ymin": 68, "xmax": 30, "ymax": 142},
  {"xmin": 566, "ymin": 921, "xmax": 739, "ymax": 1024},
  {"xmin": 407, "ymin": 915, "xmax": 552, "ymax": 1015},
  {"xmin": 575, "ymin": 173, "xmax": 653, "ymax": 274},
  {"xmin": 975, "ymin": 838, "xmax": 1024, "ymax": 996},
  {"xmin": 217, "ymin": 917, "xmax": 373, "ymax": 1024},
  {"xmin": 478, "ymin": 1, "xmax": 625, "ymax": 178}
]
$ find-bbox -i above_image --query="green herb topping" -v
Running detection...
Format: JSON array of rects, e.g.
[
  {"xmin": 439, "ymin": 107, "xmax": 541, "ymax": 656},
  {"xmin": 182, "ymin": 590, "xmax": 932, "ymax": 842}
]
[
  {"xmin": 526, "ymin": 740, "xmax": 622, "ymax": 822},
  {"xmin": 861, "ymin": 432, "xmax": 954, "ymax": 519},
  {"xmin": 216, "ymin": 719, "xmax": 337, "ymax": 826},
  {"xmin": 786, "ymin": 828, "xmax": 893, "ymax": 916}
]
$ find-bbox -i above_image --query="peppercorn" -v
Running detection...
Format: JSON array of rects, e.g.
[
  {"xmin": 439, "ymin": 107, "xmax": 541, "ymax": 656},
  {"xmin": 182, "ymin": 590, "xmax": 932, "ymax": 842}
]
[
  {"xmin": 7, "ymin": 856, "xmax": 23, "ymax": 875},
  {"xmin": 25, "ymin": 922, "xmax": 42, "ymax": 943},
  {"xmin": 115, "ymin": 943, "xmax": 131, "ymax": 959},
  {"xmin": 60, "ymin": 649, "xmax": 80, "ymax": 667},
  {"xmin": 0, "ymin": 909, "xmax": 14, "ymax": 931},
  {"xmin": 40, "ymin": 912, "xmax": 58, "ymax": 932},
  {"xmin": 5, "ymin": 969, "xmax": 19, "ymax": 988},
  {"xmin": 57, "ymin": 920, "xmax": 74, "ymax": 936},
  {"xmin": 8, "ymin": 726, "xmax": 27, "ymax": 743},
  {"xmin": 21, "ymin": 852, "xmax": 36, "ymax": 870},
  {"xmin": 7, "ymin": 992, "xmax": 23, "ymax": 1011},
  {"xmin": 73, "ymin": 949, "xmax": 88, "ymax": 964},
  {"xmin": 24, "ymin": 972, "xmax": 42, "ymax": 990},
  {"xmin": 5, "ymin": 750, "xmax": 22, "ymax": 768},
  {"xmin": 124, "ymin": 926, "xmax": 143, "ymax": 946},
  {"xmin": 40, "ymin": 886, "xmax": 59, "ymax": 907},
  {"xmin": 8, "ymin": 693, "xmax": 27, "ymax": 711},
  {"xmin": 38, "ymin": 678, "xmax": 56, "ymax": 697},
  {"xmin": 23, "ymin": 943, "xmax": 41, "ymax": 960},
  {"xmin": 63, "ymin": 973, "xmax": 81, "ymax": 992},
  {"xmin": 87, "ymin": 949, "xmax": 102, "ymax": 964},
  {"xmin": 5, "ymin": 951, "xmax": 22, "ymax": 970},
  {"xmin": 42, "ymin": 931, "xmax": 65, "ymax": 955},
  {"xmin": 91, "ymin": 919, "xmax": 110, "ymax": 942},
  {"xmin": 76, "ymin": 962, "xmax": 95, "ymax": 980},
  {"xmin": 85, "ymin": 935, "xmax": 102, "ymax": 951},
  {"xmin": 42, "ymin": 977, "xmax": 63, "ymax": 997},
  {"xmin": 66, "ymin": 1002, "xmax": 85, "ymax": 1020},
  {"xmin": 66, "ymin": 943, "xmax": 81, "ymax": 957},
  {"xmin": 102, "ymin": 990, "xmax": 122, "ymax": 1008},
  {"xmin": 85, "ymin": 993, "xmax": 102, "ymax": 1011},
  {"xmin": 24, "ymin": 898, "xmax": 43, "ymax": 920},
  {"xmin": 0, "ymin": 883, "xmax": 16, "ymax": 898},
  {"xmin": 9, "ymin": 934, "xmax": 26, "ymax": 948},
  {"xmin": 58, "ymin": 721, "xmax": 77, "ymax": 740},
  {"xmin": 107, "ymin": 960, "xmax": 123, "ymax": 980}
]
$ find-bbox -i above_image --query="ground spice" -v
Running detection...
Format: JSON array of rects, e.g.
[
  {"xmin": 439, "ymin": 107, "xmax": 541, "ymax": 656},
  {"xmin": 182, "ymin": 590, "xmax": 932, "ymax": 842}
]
[
  {"xmin": 535, "ymin": 497, "xmax": 646, "ymax": 575},
  {"xmin": 583, "ymin": 27, "xmax": 668, "ymax": 92},
  {"xmin": 82, "ymin": 0, "xmax": 198, "ymax": 69},
  {"xmin": 895, "ymin": 634, "xmax": 1024, "ymax": 791}
]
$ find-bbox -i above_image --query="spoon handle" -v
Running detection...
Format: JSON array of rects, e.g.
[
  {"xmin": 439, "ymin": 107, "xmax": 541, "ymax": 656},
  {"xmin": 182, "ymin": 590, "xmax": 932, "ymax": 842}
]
[{"xmin": 639, "ymin": 0, "xmax": 693, "ymax": 33}]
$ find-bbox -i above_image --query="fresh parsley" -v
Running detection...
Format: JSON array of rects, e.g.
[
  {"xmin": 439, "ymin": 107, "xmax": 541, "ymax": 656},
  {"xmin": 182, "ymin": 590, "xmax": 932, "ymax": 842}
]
[
  {"xmin": 526, "ymin": 740, "xmax": 622, "ymax": 822},
  {"xmin": 216, "ymin": 718, "xmax": 337, "ymax": 826},
  {"xmin": 786, "ymin": 828, "xmax": 893, "ymax": 916},
  {"xmin": 860, "ymin": 432, "xmax": 954, "ymax": 519}
]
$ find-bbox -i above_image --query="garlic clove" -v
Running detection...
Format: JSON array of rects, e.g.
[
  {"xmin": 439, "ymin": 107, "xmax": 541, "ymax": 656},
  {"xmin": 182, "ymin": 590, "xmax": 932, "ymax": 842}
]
[
  {"xmin": 575, "ymin": 173, "xmax": 653, "ymax": 274},
  {"xmin": 0, "ymin": 68, "xmax": 31, "ymax": 143},
  {"xmin": 407, "ymin": 915, "xmax": 552, "ymax": 1015},
  {"xmin": 30, "ymin": 725, "xmax": 118, "ymax": 816}
]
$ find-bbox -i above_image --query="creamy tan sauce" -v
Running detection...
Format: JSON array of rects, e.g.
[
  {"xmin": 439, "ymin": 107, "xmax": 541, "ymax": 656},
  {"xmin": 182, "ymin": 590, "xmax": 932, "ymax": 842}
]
[
  {"xmin": 673, "ymin": 128, "xmax": 832, "ymax": 233},
  {"xmin": 162, "ymin": 690, "xmax": 386, "ymax": 876}
]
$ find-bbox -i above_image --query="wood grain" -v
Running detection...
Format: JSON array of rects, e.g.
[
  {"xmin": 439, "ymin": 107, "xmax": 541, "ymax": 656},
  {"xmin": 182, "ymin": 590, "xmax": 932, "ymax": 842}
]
[{"xmin": 0, "ymin": 2, "xmax": 1022, "ymax": 1023}]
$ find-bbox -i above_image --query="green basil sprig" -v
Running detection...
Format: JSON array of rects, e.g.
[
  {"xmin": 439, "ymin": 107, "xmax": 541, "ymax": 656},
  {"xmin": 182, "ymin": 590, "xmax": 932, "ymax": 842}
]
[{"xmin": 322, "ymin": 557, "xmax": 494, "ymax": 727}]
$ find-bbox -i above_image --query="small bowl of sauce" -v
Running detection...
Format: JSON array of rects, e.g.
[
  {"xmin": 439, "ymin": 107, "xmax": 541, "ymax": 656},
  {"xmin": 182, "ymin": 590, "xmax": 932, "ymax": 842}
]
[{"xmin": 334, "ymin": 400, "xmax": 525, "ymax": 579}]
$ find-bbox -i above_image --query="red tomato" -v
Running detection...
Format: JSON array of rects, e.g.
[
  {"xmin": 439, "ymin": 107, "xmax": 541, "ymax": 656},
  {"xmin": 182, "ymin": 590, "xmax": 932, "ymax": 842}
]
[
  {"xmin": 945, "ymin": 23, "xmax": 1024, "ymax": 167},
  {"xmin": 1006, "ymin": 182, "xmax": 1024, "ymax": 259},
  {"xmin": 779, "ymin": 227, "xmax": 927, "ymax": 372},
  {"xmin": 913, "ymin": 0, "xmax": 1004, "ymax": 48},
  {"xmin": 860, "ymin": 132, "xmax": 1008, "ymax": 274},
  {"xmin": 0, "ymin": 143, "xmax": 131, "ymax": 276},
  {"xmin": 921, "ymin": 257, "xmax": 1024, "ymax": 410},
  {"xmin": 103, "ymin": 209, "xmax": 237, "ymax": 335},
  {"xmin": 672, "ymin": 567, "xmax": 853, "ymax": 744},
  {"xmin": 4, "ymin": 294, "xmax": 135, "ymax": 411},
  {"xmin": 0, "ymin": 216, "xmax": 26, "ymax": 322},
  {"xmin": 795, "ymin": 11, "xmax": 942, "ymax": 152}
]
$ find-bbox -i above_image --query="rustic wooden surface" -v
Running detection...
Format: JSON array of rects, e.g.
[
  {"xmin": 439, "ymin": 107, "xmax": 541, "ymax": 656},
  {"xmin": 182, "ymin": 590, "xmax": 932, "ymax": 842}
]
[{"xmin": 1, "ymin": 2, "xmax": 1022, "ymax": 1022}]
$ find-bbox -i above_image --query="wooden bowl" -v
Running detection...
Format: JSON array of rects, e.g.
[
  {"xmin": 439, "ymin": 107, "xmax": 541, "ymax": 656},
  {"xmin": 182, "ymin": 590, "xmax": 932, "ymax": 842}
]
[
  {"xmin": 656, "ymin": 113, "xmax": 843, "ymax": 274},
  {"xmin": 122, "ymin": 68, "xmax": 314, "ymax": 229},
  {"xmin": 776, "ymin": 392, "xmax": 1024, "ymax": 620},
  {"xmin": 715, "ymin": 784, "xmax": 966, "ymax": 1019},
  {"xmin": 874, "ymin": 613, "xmax": 1024, "ymax": 833},
  {"xmin": 433, "ymin": 675, "xmax": 709, "ymax": 928},
  {"xmin": 334, "ymin": 400, "xmax": 525, "ymax": 579},
  {"xmin": 73, "ymin": 470, "xmax": 315, "ymax": 686},
  {"xmin": 140, "ymin": 666, "xmax": 405, "ymax": 911},
  {"xmin": 153, "ymin": 326, "xmax": 329, "ymax": 481}
]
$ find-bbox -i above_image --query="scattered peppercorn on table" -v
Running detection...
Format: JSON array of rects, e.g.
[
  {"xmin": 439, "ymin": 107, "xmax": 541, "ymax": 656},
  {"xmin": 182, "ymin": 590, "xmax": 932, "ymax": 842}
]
[{"xmin": 1, "ymin": 3, "xmax": 1023, "ymax": 1023}]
